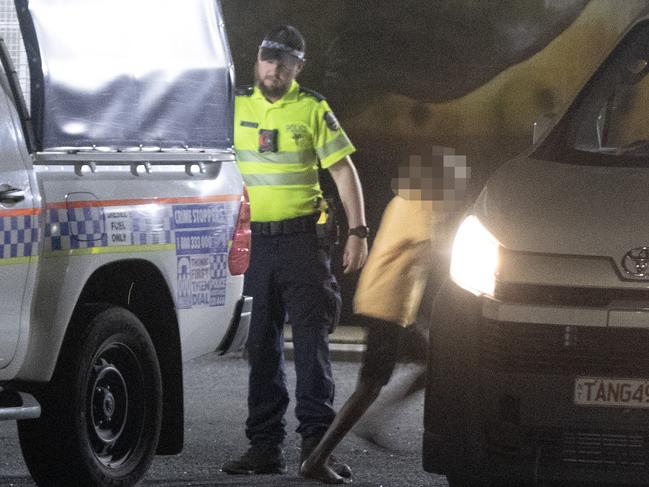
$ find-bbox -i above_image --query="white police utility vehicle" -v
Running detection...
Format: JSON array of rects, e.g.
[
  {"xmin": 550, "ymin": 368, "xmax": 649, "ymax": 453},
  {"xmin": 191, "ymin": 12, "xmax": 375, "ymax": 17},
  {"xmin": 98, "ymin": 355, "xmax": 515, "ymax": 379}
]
[
  {"xmin": 424, "ymin": 10, "xmax": 649, "ymax": 487},
  {"xmin": 0, "ymin": 1, "xmax": 251, "ymax": 485}
]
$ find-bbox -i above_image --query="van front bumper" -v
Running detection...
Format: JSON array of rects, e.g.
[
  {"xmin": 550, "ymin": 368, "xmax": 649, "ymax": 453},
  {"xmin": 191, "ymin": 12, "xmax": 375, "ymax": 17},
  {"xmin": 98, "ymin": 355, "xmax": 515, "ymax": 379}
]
[{"xmin": 423, "ymin": 280, "xmax": 649, "ymax": 486}]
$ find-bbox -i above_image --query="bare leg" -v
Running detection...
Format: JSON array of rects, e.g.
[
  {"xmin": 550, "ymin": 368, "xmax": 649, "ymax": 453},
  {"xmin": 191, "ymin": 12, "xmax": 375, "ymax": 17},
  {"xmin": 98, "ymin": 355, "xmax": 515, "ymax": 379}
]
[
  {"xmin": 300, "ymin": 379, "xmax": 382, "ymax": 483},
  {"xmin": 301, "ymin": 316, "xmax": 399, "ymax": 483}
]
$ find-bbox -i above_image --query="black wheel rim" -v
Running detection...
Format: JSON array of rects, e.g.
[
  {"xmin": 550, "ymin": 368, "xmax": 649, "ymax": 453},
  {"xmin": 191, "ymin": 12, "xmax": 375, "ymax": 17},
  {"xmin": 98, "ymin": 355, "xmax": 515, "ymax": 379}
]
[{"xmin": 87, "ymin": 341, "xmax": 146, "ymax": 469}]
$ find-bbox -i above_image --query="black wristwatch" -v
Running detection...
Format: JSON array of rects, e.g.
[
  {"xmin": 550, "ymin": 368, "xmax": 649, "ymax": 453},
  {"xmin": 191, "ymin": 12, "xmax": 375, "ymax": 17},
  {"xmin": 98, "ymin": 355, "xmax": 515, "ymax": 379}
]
[{"xmin": 348, "ymin": 225, "xmax": 370, "ymax": 238}]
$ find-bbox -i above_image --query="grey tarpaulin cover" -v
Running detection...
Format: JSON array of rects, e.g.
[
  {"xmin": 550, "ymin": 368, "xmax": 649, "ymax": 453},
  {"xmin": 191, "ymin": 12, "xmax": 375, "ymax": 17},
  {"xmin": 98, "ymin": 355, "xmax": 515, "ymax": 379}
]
[{"xmin": 16, "ymin": 0, "xmax": 233, "ymax": 151}]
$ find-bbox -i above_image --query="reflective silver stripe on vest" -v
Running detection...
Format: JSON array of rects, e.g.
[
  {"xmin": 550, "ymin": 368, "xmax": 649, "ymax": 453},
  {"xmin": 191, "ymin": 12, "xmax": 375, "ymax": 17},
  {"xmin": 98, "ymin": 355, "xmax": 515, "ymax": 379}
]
[
  {"xmin": 236, "ymin": 149, "xmax": 315, "ymax": 165},
  {"xmin": 243, "ymin": 170, "xmax": 319, "ymax": 186},
  {"xmin": 316, "ymin": 133, "xmax": 351, "ymax": 161}
]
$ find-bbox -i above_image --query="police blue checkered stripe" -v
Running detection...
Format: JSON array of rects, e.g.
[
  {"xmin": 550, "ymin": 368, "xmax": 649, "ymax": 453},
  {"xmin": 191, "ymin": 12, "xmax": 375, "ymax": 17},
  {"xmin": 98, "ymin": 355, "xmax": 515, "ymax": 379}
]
[
  {"xmin": 0, "ymin": 214, "xmax": 39, "ymax": 259},
  {"xmin": 211, "ymin": 253, "xmax": 228, "ymax": 279},
  {"xmin": 132, "ymin": 206, "xmax": 174, "ymax": 246},
  {"xmin": 46, "ymin": 207, "xmax": 107, "ymax": 251},
  {"xmin": 44, "ymin": 202, "xmax": 238, "ymax": 252},
  {"xmin": 133, "ymin": 230, "xmax": 173, "ymax": 246},
  {"xmin": 132, "ymin": 207, "xmax": 174, "ymax": 232}
]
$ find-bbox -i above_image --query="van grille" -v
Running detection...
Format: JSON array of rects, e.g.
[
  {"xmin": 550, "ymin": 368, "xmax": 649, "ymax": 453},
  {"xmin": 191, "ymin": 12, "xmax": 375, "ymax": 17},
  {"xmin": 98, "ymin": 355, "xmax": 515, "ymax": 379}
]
[
  {"xmin": 481, "ymin": 321, "xmax": 649, "ymax": 375},
  {"xmin": 495, "ymin": 282, "xmax": 649, "ymax": 308},
  {"xmin": 529, "ymin": 429, "xmax": 649, "ymax": 469}
]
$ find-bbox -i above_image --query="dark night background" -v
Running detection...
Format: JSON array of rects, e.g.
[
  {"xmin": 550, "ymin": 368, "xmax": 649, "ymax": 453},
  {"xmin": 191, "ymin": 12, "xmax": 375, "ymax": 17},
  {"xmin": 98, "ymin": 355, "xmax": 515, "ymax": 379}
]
[{"xmin": 220, "ymin": 0, "xmax": 644, "ymax": 322}]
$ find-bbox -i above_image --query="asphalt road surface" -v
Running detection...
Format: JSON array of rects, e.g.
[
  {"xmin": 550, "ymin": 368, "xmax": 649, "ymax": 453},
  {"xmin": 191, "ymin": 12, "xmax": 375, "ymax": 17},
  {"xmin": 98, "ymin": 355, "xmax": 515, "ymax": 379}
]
[{"xmin": 0, "ymin": 353, "xmax": 448, "ymax": 487}]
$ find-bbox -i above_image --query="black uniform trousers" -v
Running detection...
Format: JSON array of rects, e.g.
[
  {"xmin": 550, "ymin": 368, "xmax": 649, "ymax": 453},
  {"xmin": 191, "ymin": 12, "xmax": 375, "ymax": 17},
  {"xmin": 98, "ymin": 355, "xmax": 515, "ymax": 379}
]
[{"xmin": 243, "ymin": 224, "xmax": 340, "ymax": 446}]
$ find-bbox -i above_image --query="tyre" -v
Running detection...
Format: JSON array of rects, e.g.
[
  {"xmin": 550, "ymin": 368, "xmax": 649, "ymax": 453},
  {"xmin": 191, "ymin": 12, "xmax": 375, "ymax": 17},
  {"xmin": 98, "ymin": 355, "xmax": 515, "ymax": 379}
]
[{"xmin": 18, "ymin": 305, "xmax": 163, "ymax": 487}]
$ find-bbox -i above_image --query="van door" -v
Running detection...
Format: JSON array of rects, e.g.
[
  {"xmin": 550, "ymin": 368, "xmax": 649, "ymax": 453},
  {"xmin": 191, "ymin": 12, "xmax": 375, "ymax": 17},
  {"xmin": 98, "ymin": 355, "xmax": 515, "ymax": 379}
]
[{"xmin": 0, "ymin": 72, "xmax": 36, "ymax": 369}]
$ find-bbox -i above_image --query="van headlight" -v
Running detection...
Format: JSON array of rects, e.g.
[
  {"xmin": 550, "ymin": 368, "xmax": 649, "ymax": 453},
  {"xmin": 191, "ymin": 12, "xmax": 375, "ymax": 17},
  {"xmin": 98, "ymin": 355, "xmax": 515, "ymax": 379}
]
[{"xmin": 450, "ymin": 215, "xmax": 501, "ymax": 297}]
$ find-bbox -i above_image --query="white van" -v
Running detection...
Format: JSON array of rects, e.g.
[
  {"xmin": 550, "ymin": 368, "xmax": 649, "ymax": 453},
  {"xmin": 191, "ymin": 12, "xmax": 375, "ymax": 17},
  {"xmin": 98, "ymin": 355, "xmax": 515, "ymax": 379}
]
[
  {"xmin": 0, "ymin": 1, "xmax": 251, "ymax": 486},
  {"xmin": 424, "ymin": 13, "xmax": 649, "ymax": 487}
]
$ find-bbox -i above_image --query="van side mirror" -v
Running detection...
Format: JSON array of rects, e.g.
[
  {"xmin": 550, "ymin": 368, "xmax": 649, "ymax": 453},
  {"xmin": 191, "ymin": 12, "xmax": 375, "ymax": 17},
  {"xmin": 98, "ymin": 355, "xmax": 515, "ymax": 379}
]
[{"xmin": 532, "ymin": 114, "xmax": 554, "ymax": 145}]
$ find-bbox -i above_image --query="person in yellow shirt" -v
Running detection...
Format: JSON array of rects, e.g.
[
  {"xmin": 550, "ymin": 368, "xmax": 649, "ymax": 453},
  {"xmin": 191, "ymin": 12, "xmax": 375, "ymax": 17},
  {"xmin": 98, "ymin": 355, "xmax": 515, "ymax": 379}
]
[
  {"xmin": 222, "ymin": 25, "xmax": 368, "ymax": 477},
  {"xmin": 301, "ymin": 146, "xmax": 468, "ymax": 483}
]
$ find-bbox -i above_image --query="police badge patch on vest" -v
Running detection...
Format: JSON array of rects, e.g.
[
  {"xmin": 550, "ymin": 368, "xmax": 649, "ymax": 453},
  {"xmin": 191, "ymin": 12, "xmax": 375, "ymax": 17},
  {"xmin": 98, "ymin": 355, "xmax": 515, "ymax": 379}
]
[
  {"xmin": 286, "ymin": 123, "xmax": 311, "ymax": 149},
  {"xmin": 324, "ymin": 111, "xmax": 340, "ymax": 131}
]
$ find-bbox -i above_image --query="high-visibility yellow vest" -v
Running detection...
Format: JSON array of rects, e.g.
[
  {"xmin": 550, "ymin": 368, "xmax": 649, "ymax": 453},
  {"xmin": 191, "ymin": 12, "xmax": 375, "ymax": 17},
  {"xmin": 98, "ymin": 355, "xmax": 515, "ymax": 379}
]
[{"xmin": 234, "ymin": 80, "xmax": 355, "ymax": 222}]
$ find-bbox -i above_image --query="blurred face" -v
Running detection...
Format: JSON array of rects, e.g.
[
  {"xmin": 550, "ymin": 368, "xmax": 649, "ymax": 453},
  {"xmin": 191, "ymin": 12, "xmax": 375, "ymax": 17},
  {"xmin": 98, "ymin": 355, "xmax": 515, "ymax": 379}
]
[
  {"xmin": 391, "ymin": 145, "xmax": 470, "ymax": 212},
  {"xmin": 255, "ymin": 49, "xmax": 303, "ymax": 101}
]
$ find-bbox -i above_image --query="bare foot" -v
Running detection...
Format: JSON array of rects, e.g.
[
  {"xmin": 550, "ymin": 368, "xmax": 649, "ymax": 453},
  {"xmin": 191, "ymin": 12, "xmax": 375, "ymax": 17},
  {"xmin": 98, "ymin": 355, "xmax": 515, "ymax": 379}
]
[{"xmin": 300, "ymin": 458, "xmax": 349, "ymax": 484}]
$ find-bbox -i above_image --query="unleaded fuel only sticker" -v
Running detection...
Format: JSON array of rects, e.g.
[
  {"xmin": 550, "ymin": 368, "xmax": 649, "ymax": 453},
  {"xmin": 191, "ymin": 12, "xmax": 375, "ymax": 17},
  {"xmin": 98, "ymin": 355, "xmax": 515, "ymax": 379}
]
[{"xmin": 174, "ymin": 204, "xmax": 231, "ymax": 309}]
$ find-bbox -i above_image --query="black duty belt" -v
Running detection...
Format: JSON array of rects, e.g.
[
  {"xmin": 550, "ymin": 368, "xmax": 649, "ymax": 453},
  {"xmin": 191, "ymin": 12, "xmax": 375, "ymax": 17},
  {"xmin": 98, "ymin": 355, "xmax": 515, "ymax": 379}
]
[{"xmin": 251, "ymin": 214, "xmax": 318, "ymax": 236}]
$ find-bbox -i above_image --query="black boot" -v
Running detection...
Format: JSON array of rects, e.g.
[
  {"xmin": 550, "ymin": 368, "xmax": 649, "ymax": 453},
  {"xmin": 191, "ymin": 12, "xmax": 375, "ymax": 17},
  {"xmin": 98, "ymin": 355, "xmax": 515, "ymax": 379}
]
[
  {"xmin": 221, "ymin": 444, "xmax": 287, "ymax": 474},
  {"xmin": 301, "ymin": 436, "xmax": 352, "ymax": 479}
]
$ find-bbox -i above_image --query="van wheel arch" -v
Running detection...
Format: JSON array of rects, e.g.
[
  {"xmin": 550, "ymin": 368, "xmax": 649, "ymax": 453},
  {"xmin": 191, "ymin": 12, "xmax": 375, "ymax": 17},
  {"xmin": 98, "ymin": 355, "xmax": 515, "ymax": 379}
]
[
  {"xmin": 77, "ymin": 260, "xmax": 184, "ymax": 454},
  {"xmin": 18, "ymin": 304, "xmax": 162, "ymax": 486}
]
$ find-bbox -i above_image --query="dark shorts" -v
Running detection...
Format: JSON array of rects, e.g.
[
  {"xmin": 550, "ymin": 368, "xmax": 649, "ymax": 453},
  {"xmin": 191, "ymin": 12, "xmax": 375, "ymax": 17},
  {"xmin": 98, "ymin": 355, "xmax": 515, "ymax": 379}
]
[{"xmin": 358, "ymin": 319, "xmax": 403, "ymax": 386}]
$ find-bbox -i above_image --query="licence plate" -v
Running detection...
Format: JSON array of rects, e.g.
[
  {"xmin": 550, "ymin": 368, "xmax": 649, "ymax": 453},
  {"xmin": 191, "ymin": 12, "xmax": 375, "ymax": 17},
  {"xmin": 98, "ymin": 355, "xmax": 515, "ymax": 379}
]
[{"xmin": 574, "ymin": 377, "xmax": 649, "ymax": 408}]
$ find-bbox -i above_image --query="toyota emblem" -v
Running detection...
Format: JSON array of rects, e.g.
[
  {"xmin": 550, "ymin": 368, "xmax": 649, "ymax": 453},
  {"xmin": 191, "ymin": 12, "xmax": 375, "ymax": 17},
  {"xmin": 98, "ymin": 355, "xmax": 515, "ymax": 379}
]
[{"xmin": 622, "ymin": 247, "xmax": 649, "ymax": 278}]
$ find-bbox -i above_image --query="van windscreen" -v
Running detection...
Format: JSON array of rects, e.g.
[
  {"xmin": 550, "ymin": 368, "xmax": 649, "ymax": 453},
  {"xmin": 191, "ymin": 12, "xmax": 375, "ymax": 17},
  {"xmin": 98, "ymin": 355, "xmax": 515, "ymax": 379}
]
[{"xmin": 568, "ymin": 22, "xmax": 649, "ymax": 159}]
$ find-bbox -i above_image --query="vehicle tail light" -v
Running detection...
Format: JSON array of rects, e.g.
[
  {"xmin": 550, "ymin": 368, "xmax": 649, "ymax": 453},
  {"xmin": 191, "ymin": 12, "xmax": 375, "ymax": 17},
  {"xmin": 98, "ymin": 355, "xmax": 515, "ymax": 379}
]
[{"xmin": 228, "ymin": 186, "xmax": 251, "ymax": 275}]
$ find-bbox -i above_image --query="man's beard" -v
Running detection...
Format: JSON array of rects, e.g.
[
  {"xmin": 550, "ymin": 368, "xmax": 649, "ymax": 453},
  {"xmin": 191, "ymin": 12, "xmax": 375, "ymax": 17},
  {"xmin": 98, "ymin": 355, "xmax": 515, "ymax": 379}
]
[{"xmin": 255, "ymin": 65, "xmax": 290, "ymax": 100}]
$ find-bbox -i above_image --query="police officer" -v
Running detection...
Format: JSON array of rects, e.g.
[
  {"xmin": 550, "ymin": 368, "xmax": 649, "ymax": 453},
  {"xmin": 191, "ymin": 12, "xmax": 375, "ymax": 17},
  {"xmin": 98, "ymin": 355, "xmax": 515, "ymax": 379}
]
[{"xmin": 222, "ymin": 25, "xmax": 368, "ymax": 476}]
